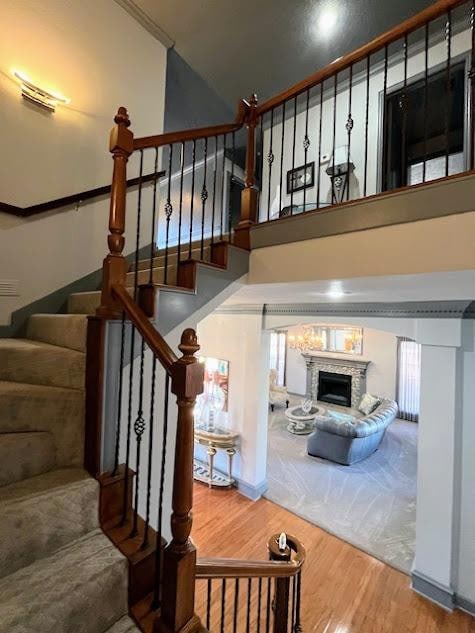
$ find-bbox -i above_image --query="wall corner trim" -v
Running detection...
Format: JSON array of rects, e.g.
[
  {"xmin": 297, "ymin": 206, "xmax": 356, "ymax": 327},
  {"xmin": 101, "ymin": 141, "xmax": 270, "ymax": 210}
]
[{"xmin": 236, "ymin": 478, "xmax": 269, "ymax": 501}]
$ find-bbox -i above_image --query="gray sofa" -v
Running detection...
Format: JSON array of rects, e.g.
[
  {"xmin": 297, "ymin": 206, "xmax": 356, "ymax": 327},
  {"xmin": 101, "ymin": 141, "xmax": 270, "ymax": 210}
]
[{"xmin": 307, "ymin": 399, "xmax": 398, "ymax": 465}]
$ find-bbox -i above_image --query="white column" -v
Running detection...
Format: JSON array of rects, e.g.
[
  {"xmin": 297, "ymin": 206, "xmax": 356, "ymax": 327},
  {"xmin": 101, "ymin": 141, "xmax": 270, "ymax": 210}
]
[{"xmin": 413, "ymin": 344, "xmax": 460, "ymax": 605}]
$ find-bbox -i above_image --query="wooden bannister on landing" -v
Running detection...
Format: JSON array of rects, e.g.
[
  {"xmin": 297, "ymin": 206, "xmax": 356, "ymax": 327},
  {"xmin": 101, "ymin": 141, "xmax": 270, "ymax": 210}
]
[{"xmin": 257, "ymin": 0, "xmax": 468, "ymax": 114}]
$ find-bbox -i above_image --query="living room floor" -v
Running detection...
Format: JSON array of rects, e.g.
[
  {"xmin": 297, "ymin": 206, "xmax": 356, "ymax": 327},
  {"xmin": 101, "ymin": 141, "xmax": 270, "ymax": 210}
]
[{"xmin": 265, "ymin": 396, "xmax": 417, "ymax": 573}]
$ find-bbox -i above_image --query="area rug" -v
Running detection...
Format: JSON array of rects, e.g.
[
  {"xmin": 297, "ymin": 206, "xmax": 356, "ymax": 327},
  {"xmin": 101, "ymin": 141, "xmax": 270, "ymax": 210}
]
[{"xmin": 265, "ymin": 408, "xmax": 417, "ymax": 573}]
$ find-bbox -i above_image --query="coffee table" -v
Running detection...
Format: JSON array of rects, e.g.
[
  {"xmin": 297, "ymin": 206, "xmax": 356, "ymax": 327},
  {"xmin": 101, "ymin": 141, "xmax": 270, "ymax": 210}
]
[{"xmin": 285, "ymin": 404, "xmax": 326, "ymax": 435}]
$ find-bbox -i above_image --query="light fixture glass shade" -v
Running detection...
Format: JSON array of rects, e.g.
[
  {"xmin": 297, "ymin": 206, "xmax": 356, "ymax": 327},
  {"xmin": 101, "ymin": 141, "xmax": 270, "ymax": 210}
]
[{"xmin": 13, "ymin": 70, "xmax": 70, "ymax": 112}]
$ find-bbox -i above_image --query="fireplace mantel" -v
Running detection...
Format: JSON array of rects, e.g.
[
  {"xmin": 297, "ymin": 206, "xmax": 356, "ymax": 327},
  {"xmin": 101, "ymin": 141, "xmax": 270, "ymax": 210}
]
[{"xmin": 302, "ymin": 354, "xmax": 371, "ymax": 408}]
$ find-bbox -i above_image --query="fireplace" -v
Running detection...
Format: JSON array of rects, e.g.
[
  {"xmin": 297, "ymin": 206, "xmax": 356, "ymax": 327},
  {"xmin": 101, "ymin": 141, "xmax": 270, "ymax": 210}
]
[{"xmin": 318, "ymin": 371, "xmax": 352, "ymax": 408}]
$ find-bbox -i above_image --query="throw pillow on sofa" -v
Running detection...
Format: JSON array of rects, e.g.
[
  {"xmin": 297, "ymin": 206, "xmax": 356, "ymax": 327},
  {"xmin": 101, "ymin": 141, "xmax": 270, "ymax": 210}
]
[{"xmin": 358, "ymin": 393, "xmax": 381, "ymax": 416}]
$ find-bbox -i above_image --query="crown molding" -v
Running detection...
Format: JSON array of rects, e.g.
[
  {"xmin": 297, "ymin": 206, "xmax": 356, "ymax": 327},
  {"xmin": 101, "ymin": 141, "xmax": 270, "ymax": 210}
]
[
  {"xmin": 215, "ymin": 301, "xmax": 475, "ymax": 319},
  {"xmin": 114, "ymin": 0, "xmax": 175, "ymax": 48}
]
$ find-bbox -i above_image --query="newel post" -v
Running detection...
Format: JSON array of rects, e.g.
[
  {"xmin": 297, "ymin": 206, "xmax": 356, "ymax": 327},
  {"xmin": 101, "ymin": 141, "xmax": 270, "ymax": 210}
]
[
  {"xmin": 97, "ymin": 106, "xmax": 134, "ymax": 318},
  {"xmin": 156, "ymin": 329, "xmax": 205, "ymax": 633},
  {"xmin": 269, "ymin": 533, "xmax": 291, "ymax": 633},
  {"xmin": 234, "ymin": 94, "xmax": 259, "ymax": 250}
]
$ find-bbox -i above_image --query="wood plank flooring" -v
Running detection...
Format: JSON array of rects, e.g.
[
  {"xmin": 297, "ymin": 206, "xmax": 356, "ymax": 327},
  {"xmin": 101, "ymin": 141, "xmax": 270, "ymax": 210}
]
[{"xmin": 191, "ymin": 484, "xmax": 475, "ymax": 633}]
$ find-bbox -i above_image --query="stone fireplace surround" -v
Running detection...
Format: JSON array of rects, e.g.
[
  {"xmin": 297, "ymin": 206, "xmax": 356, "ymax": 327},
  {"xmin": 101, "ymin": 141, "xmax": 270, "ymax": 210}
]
[{"xmin": 302, "ymin": 354, "xmax": 371, "ymax": 409}]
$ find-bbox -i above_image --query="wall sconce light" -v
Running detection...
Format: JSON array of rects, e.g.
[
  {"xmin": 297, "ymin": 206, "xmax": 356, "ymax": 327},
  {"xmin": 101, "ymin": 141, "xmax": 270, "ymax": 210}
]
[
  {"xmin": 326, "ymin": 145, "xmax": 355, "ymax": 204},
  {"xmin": 13, "ymin": 70, "xmax": 70, "ymax": 112}
]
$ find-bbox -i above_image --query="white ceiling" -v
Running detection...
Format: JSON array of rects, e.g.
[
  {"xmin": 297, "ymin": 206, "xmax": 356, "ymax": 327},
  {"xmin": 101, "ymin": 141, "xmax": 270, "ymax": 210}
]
[
  {"xmin": 224, "ymin": 270, "xmax": 475, "ymax": 305},
  {"xmin": 119, "ymin": 0, "xmax": 435, "ymax": 108}
]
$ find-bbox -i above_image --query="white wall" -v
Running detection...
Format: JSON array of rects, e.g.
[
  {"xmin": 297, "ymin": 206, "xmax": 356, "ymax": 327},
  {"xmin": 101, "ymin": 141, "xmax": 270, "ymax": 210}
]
[
  {"xmin": 284, "ymin": 324, "xmax": 397, "ymax": 399},
  {"xmin": 259, "ymin": 24, "xmax": 472, "ymax": 219},
  {"xmin": 0, "ymin": 0, "xmax": 167, "ymax": 324}
]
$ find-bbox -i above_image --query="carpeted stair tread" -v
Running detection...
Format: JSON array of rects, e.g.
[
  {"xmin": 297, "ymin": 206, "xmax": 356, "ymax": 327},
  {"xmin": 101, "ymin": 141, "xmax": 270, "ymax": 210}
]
[
  {"xmin": 0, "ymin": 338, "xmax": 85, "ymax": 390},
  {"xmin": 0, "ymin": 431, "xmax": 55, "ymax": 487},
  {"xmin": 103, "ymin": 616, "xmax": 141, "ymax": 633},
  {"xmin": 0, "ymin": 468, "xmax": 98, "ymax": 578},
  {"xmin": 26, "ymin": 313, "xmax": 87, "ymax": 352},
  {"xmin": 0, "ymin": 528, "xmax": 128, "ymax": 633},
  {"xmin": 0, "ymin": 380, "xmax": 84, "ymax": 466}
]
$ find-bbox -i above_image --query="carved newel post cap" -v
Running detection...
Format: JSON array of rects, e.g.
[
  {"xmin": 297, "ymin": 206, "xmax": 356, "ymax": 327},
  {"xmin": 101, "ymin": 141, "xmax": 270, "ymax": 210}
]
[
  {"xmin": 114, "ymin": 106, "xmax": 131, "ymax": 127},
  {"xmin": 178, "ymin": 328, "xmax": 200, "ymax": 360}
]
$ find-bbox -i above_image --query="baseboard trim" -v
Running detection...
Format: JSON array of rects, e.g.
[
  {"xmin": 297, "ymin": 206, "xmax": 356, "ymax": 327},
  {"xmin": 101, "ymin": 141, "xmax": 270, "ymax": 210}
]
[
  {"xmin": 411, "ymin": 571, "xmax": 455, "ymax": 611},
  {"xmin": 456, "ymin": 594, "xmax": 475, "ymax": 617},
  {"xmin": 236, "ymin": 478, "xmax": 268, "ymax": 501}
]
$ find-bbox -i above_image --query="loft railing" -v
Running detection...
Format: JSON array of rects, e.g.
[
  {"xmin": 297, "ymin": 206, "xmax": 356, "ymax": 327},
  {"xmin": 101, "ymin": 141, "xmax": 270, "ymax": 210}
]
[{"xmin": 252, "ymin": 0, "xmax": 475, "ymax": 223}]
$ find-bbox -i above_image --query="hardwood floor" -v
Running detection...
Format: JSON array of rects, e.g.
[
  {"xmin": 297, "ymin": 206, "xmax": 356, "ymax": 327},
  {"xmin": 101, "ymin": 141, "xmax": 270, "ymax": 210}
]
[{"xmin": 191, "ymin": 484, "xmax": 475, "ymax": 633}]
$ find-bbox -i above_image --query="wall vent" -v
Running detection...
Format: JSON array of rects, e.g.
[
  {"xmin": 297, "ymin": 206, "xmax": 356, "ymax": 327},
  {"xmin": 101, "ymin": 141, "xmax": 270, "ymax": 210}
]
[{"xmin": 0, "ymin": 280, "xmax": 19, "ymax": 296}]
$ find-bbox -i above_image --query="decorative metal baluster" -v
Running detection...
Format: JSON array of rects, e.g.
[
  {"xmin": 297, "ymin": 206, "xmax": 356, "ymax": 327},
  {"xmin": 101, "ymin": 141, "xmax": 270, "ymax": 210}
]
[
  {"xmin": 177, "ymin": 142, "xmax": 185, "ymax": 264},
  {"xmin": 267, "ymin": 108, "xmax": 275, "ymax": 221},
  {"xmin": 221, "ymin": 134, "xmax": 227, "ymax": 240},
  {"xmin": 423, "ymin": 23, "xmax": 429, "ymax": 183},
  {"xmin": 316, "ymin": 83, "xmax": 323, "ymax": 209},
  {"xmin": 233, "ymin": 578, "xmax": 240, "ymax": 633},
  {"xmin": 206, "ymin": 578, "xmax": 212, "ymax": 631},
  {"xmin": 470, "ymin": 3, "xmax": 475, "ymax": 169},
  {"xmin": 257, "ymin": 577, "xmax": 263, "ymax": 633},
  {"xmin": 133, "ymin": 150, "xmax": 144, "ymax": 299},
  {"xmin": 220, "ymin": 579, "xmax": 227, "ymax": 633},
  {"xmin": 112, "ymin": 310, "xmax": 126, "ymax": 476},
  {"xmin": 400, "ymin": 35, "xmax": 408, "ymax": 187},
  {"xmin": 163, "ymin": 144, "xmax": 173, "ymax": 285},
  {"xmin": 382, "ymin": 45, "xmax": 389, "ymax": 191},
  {"xmin": 211, "ymin": 135, "xmax": 218, "ymax": 245},
  {"xmin": 294, "ymin": 571, "xmax": 302, "ymax": 633},
  {"xmin": 259, "ymin": 113, "xmax": 264, "ymax": 217},
  {"xmin": 148, "ymin": 148, "xmax": 160, "ymax": 279},
  {"xmin": 445, "ymin": 11, "xmax": 452, "ymax": 177},
  {"xmin": 188, "ymin": 140, "xmax": 197, "ymax": 259},
  {"xmin": 200, "ymin": 138, "xmax": 208, "ymax": 259},
  {"xmin": 265, "ymin": 577, "xmax": 272, "ymax": 633},
  {"xmin": 290, "ymin": 575, "xmax": 296, "ymax": 632},
  {"xmin": 303, "ymin": 88, "xmax": 310, "ymax": 212},
  {"xmin": 279, "ymin": 102, "xmax": 286, "ymax": 215},
  {"xmin": 142, "ymin": 354, "xmax": 156, "ymax": 548},
  {"xmin": 228, "ymin": 131, "xmax": 235, "ymax": 236},
  {"xmin": 346, "ymin": 64, "xmax": 354, "ymax": 201},
  {"xmin": 152, "ymin": 373, "xmax": 170, "ymax": 609},
  {"xmin": 131, "ymin": 333, "xmax": 146, "ymax": 536},
  {"xmin": 246, "ymin": 578, "xmax": 252, "ymax": 633},
  {"xmin": 363, "ymin": 55, "xmax": 370, "ymax": 197},
  {"xmin": 290, "ymin": 95, "xmax": 297, "ymax": 213},
  {"xmin": 331, "ymin": 74, "xmax": 338, "ymax": 205}
]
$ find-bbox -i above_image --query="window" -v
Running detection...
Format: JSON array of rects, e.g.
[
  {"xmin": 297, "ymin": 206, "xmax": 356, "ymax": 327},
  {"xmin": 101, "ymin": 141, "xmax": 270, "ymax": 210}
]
[
  {"xmin": 396, "ymin": 338, "xmax": 421, "ymax": 422},
  {"xmin": 383, "ymin": 61, "xmax": 466, "ymax": 191},
  {"xmin": 270, "ymin": 332, "xmax": 287, "ymax": 386}
]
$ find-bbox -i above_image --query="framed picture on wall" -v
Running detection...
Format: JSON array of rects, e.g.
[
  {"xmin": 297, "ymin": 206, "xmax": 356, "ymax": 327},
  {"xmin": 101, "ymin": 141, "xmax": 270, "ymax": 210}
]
[{"xmin": 287, "ymin": 162, "xmax": 315, "ymax": 194}]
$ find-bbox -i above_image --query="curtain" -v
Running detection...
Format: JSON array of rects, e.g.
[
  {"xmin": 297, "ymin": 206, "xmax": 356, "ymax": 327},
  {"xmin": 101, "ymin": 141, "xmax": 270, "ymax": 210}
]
[
  {"xmin": 270, "ymin": 332, "xmax": 287, "ymax": 386},
  {"xmin": 396, "ymin": 338, "xmax": 421, "ymax": 422}
]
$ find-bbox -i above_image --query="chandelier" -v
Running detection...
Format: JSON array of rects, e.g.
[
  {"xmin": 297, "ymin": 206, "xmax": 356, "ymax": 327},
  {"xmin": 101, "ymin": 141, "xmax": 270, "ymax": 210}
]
[
  {"xmin": 288, "ymin": 327, "xmax": 324, "ymax": 353},
  {"xmin": 288, "ymin": 326, "xmax": 363, "ymax": 354}
]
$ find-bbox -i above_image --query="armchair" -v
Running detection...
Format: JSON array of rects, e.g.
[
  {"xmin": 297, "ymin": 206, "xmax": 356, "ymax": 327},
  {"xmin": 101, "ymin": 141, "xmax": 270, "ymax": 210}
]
[{"xmin": 269, "ymin": 369, "xmax": 290, "ymax": 411}]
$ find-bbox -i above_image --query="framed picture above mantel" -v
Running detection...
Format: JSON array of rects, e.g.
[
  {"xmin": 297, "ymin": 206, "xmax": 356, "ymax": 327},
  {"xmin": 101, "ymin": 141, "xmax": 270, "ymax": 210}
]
[{"xmin": 288, "ymin": 325, "xmax": 363, "ymax": 356}]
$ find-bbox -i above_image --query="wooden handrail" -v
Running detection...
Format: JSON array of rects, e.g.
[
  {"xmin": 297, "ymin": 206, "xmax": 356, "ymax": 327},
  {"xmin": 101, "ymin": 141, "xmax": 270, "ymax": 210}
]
[
  {"xmin": 133, "ymin": 98, "xmax": 250, "ymax": 150},
  {"xmin": 111, "ymin": 283, "xmax": 177, "ymax": 371},
  {"xmin": 257, "ymin": 0, "xmax": 467, "ymax": 114},
  {"xmin": 0, "ymin": 170, "xmax": 165, "ymax": 218},
  {"xmin": 196, "ymin": 557, "xmax": 303, "ymax": 579}
]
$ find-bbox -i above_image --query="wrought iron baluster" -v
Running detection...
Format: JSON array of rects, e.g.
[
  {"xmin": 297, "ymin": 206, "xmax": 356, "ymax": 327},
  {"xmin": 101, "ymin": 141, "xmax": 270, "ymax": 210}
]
[
  {"xmin": 346, "ymin": 64, "xmax": 354, "ymax": 201},
  {"xmin": 290, "ymin": 574, "xmax": 296, "ymax": 632},
  {"xmin": 303, "ymin": 88, "xmax": 310, "ymax": 212},
  {"xmin": 364, "ymin": 55, "xmax": 370, "ymax": 196},
  {"xmin": 220, "ymin": 579, "xmax": 227, "ymax": 633},
  {"xmin": 290, "ymin": 95, "xmax": 297, "ymax": 213},
  {"xmin": 177, "ymin": 142, "xmax": 185, "ymax": 264},
  {"xmin": 142, "ymin": 354, "xmax": 157, "ymax": 548},
  {"xmin": 200, "ymin": 137, "xmax": 208, "ymax": 259},
  {"xmin": 279, "ymin": 102, "xmax": 286, "ymax": 215},
  {"xmin": 133, "ymin": 150, "xmax": 144, "ymax": 299},
  {"xmin": 257, "ymin": 577, "xmax": 263, "ymax": 633},
  {"xmin": 206, "ymin": 578, "xmax": 212, "ymax": 631},
  {"xmin": 164, "ymin": 144, "xmax": 173, "ymax": 284},
  {"xmin": 152, "ymin": 372, "xmax": 170, "ymax": 609},
  {"xmin": 445, "ymin": 10, "xmax": 452, "ymax": 177},
  {"xmin": 122, "ymin": 322, "xmax": 135, "ymax": 524},
  {"xmin": 470, "ymin": 2, "xmax": 475, "ymax": 169},
  {"xmin": 233, "ymin": 578, "xmax": 240, "ymax": 633},
  {"xmin": 246, "ymin": 578, "xmax": 252, "ymax": 633},
  {"xmin": 316, "ymin": 83, "xmax": 323, "ymax": 209},
  {"xmin": 228, "ymin": 131, "xmax": 235, "ymax": 236},
  {"xmin": 221, "ymin": 133, "xmax": 227, "ymax": 240},
  {"xmin": 265, "ymin": 577, "xmax": 272, "ymax": 633},
  {"xmin": 331, "ymin": 73, "xmax": 338, "ymax": 205},
  {"xmin": 148, "ymin": 148, "xmax": 160, "ymax": 280},
  {"xmin": 423, "ymin": 22, "xmax": 429, "ymax": 183},
  {"xmin": 131, "ymin": 334, "xmax": 146, "ymax": 537},
  {"xmin": 211, "ymin": 135, "xmax": 218, "ymax": 245},
  {"xmin": 400, "ymin": 35, "xmax": 408, "ymax": 187},
  {"xmin": 382, "ymin": 44, "xmax": 389, "ymax": 191},
  {"xmin": 112, "ymin": 310, "xmax": 126, "ymax": 476},
  {"xmin": 267, "ymin": 108, "xmax": 275, "ymax": 221},
  {"xmin": 294, "ymin": 571, "xmax": 302, "ymax": 633},
  {"xmin": 188, "ymin": 139, "xmax": 197, "ymax": 259}
]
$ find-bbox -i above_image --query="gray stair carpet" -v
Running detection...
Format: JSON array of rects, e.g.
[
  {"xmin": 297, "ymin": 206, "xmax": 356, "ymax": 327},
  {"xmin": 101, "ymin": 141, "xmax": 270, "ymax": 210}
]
[{"xmin": 0, "ymin": 310, "xmax": 133, "ymax": 633}]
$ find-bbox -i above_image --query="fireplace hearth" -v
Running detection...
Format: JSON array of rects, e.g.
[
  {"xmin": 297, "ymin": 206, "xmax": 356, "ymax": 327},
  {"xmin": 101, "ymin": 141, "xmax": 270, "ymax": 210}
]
[{"xmin": 318, "ymin": 371, "xmax": 352, "ymax": 408}]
